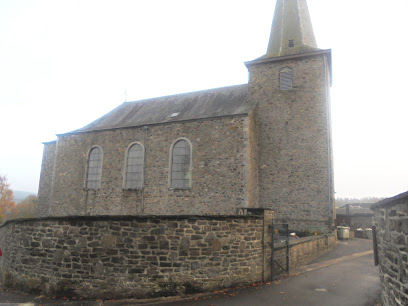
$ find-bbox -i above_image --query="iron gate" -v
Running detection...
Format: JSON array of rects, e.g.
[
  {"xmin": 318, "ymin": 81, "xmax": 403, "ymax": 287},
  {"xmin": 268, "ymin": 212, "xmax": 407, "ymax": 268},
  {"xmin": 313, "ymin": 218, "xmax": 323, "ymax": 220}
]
[{"xmin": 270, "ymin": 222, "xmax": 290, "ymax": 280}]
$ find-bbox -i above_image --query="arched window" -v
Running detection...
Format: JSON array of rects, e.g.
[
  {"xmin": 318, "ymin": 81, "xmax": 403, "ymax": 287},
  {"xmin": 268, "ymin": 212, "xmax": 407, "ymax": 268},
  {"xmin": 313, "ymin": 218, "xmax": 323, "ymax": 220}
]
[
  {"xmin": 86, "ymin": 146, "xmax": 103, "ymax": 190},
  {"xmin": 125, "ymin": 142, "xmax": 144, "ymax": 190},
  {"xmin": 170, "ymin": 139, "xmax": 192, "ymax": 189},
  {"xmin": 280, "ymin": 67, "xmax": 293, "ymax": 90}
]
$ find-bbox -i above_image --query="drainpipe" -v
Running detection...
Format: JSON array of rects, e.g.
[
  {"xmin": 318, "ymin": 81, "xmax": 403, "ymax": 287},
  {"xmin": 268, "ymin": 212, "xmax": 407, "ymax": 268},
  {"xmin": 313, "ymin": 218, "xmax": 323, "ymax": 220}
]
[
  {"xmin": 262, "ymin": 214, "xmax": 265, "ymax": 283},
  {"xmin": 142, "ymin": 126, "xmax": 149, "ymax": 214},
  {"xmin": 324, "ymin": 54, "xmax": 333, "ymax": 231}
]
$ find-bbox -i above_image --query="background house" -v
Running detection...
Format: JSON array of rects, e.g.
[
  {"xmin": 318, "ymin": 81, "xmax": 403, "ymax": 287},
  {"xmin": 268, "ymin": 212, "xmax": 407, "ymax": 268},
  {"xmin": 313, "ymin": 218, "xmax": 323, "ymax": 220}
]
[{"xmin": 335, "ymin": 203, "xmax": 374, "ymax": 230}]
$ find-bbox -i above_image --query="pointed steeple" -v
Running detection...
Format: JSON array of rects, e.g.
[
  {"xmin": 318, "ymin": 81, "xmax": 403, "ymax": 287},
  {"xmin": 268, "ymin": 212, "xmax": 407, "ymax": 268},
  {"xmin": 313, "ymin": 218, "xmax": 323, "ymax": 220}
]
[{"xmin": 262, "ymin": 0, "xmax": 320, "ymax": 59}]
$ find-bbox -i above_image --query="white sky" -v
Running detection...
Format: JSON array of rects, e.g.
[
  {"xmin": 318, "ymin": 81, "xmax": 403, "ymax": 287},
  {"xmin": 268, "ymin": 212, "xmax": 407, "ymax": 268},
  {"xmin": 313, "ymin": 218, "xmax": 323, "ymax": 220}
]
[{"xmin": 0, "ymin": 0, "xmax": 407, "ymax": 199}]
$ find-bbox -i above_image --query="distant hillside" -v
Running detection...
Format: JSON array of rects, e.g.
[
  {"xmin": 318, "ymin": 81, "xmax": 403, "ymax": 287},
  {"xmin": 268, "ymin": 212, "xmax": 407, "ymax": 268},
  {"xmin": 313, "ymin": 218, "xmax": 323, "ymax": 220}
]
[{"xmin": 13, "ymin": 191, "xmax": 37, "ymax": 203}]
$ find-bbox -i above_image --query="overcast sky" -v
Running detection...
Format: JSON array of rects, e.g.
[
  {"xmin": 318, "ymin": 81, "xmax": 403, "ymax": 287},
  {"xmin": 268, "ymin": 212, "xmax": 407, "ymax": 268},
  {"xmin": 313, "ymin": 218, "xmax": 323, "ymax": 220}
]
[{"xmin": 1, "ymin": 0, "xmax": 407, "ymax": 199}]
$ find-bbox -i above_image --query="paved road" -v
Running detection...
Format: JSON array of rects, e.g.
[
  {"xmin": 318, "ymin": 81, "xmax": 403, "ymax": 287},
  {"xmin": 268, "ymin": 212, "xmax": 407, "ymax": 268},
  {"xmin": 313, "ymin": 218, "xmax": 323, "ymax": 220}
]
[
  {"xmin": 0, "ymin": 239, "xmax": 380, "ymax": 306},
  {"xmin": 158, "ymin": 239, "xmax": 381, "ymax": 306}
]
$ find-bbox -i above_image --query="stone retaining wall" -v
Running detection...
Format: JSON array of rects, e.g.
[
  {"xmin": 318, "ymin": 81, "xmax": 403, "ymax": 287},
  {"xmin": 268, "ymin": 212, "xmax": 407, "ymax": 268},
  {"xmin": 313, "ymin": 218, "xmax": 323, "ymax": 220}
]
[
  {"xmin": 0, "ymin": 213, "xmax": 272, "ymax": 299},
  {"xmin": 372, "ymin": 192, "xmax": 408, "ymax": 306},
  {"xmin": 0, "ymin": 212, "xmax": 334, "ymax": 299},
  {"xmin": 288, "ymin": 234, "xmax": 336, "ymax": 267},
  {"xmin": 272, "ymin": 234, "xmax": 336, "ymax": 277}
]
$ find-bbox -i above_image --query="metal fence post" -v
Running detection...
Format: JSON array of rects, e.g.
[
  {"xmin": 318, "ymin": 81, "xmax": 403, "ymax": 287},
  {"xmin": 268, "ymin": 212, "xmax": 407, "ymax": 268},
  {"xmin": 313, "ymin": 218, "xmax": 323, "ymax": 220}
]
[
  {"xmin": 271, "ymin": 222, "xmax": 275, "ymax": 280},
  {"xmin": 372, "ymin": 225, "xmax": 379, "ymax": 266},
  {"xmin": 285, "ymin": 224, "xmax": 290, "ymax": 274}
]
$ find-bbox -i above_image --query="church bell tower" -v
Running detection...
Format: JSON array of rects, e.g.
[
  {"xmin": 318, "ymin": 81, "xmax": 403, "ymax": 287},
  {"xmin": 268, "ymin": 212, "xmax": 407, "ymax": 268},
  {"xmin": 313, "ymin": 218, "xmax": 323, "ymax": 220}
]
[{"xmin": 246, "ymin": 0, "xmax": 335, "ymax": 231}]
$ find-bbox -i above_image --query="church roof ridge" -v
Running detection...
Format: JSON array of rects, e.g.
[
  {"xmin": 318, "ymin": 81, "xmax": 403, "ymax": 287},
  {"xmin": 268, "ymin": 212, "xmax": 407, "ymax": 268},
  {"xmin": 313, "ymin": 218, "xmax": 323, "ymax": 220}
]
[
  {"xmin": 124, "ymin": 83, "xmax": 248, "ymax": 105},
  {"xmin": 63, "ymin": 84, "xmax": 251, "ymax": 135}
]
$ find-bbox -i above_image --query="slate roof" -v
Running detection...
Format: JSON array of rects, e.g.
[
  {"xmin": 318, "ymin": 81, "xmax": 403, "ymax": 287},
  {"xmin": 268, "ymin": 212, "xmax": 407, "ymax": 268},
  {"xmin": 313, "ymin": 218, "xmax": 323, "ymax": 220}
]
[
  {"xmin": 371, "ymin": 191, "xmax": 408, "ymax": 210},
  {"xmin": 68, "ymin": 84, "xmax": 251, "ymax": 134}
]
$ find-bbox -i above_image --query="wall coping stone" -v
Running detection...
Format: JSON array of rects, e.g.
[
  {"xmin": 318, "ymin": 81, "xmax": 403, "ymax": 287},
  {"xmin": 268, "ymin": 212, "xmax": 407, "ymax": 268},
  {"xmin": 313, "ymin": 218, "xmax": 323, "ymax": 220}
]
[
  {"xmin": 336, "ymin": 213, "xmax": 374, "ymax": 217},
  {"xmin": 274, "ymin": 234, "xmax": 335, "ymax": 249},
  {"xmin": 0, "ymin": 214, "xmax": 262, "ymax": 228}
]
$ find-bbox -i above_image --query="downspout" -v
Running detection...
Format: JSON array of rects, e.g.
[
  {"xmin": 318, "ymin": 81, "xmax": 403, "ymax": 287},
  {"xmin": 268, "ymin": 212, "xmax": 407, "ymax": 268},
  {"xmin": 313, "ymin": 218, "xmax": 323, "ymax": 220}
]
[
  {"xmin": 262, "ymin": 214, "xmax": 265, "ymax": 283},
  {"xmin": 142, "ymin": 126, "xmax": 149, "ymax": 214},
  {"xmin": 324, "ymin": 54, "xmax": 333, "ymax": 231},
  {"xmin": 270, "ymin": 222, "xmax": 275, "ymax": 280}
]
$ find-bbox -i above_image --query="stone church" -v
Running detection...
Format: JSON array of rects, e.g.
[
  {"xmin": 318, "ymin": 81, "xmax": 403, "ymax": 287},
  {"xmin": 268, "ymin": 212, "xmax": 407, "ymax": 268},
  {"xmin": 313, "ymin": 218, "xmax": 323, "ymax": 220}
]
[{"xmin": 37, "ymin": 0, "xmax": 335, "ymax": 232}]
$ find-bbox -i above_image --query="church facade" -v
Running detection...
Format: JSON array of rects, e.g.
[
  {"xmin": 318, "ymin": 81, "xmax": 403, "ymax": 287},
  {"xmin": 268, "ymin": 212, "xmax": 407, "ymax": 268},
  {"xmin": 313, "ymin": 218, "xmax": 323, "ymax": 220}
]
[{"xmin": 37, "ymin": 0, "xmax": 335, "ymax": 231}]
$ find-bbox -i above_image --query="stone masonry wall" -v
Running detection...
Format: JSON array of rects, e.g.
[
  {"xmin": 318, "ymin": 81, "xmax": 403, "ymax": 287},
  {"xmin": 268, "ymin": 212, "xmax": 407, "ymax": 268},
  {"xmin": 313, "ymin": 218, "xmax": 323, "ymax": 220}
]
[
  {"xmin": 0, "ymin": 214, "xmax": 269, "ymax": 299},
  {"xmin": 247, "ymin": 52, "xmax": 335, "ymax": 231},
  {"xmin": 372, "ymin": 193, "xmax": 408, "ymax": 306},
  {"xmin": 247, "ymin": 109, "xmax": 259, "ymax": 208},
  {"xmin": 39, "ymin": 115, "xmax": 250, "ymax": 217},
  {"xmin": 36, "ymin": 141, "xmax": 56, "ymax": 217},
  {"xmin": 272, "ymin": 234, "xmax": 336, "ymax": 277},
  {"xmin": 0, "ymin": 211, "xmax": 335, "ymax": 299}
]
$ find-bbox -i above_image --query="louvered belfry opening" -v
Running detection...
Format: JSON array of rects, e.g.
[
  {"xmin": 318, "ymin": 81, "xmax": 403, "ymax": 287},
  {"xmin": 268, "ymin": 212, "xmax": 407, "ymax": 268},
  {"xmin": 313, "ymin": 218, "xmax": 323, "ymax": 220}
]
[{"xmin": 280, "ymin": 67, "xmax": 293, "ymax": 90}]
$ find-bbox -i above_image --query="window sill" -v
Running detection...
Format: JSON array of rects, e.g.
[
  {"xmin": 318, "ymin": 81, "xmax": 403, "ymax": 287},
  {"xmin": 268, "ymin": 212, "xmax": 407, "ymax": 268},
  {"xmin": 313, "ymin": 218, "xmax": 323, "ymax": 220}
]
[{"xmin": 168, "ymin": 187, "xmax": 191, "ymax": 191}]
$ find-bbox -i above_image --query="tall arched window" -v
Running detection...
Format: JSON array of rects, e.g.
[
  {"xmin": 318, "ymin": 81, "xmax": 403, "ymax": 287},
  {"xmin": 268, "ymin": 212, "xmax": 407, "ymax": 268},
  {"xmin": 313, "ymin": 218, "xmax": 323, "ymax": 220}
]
[
  {"xmin": 86, "ymin": 146, "xmax": 103, "ymax": 190},
  {"xmin": 170, "ymin": 139, "xmax": 192, "ymax": 189},
  {"xmin": 280, "ymin": 67, "xmax": 293, "ymax": 90},
  {"xmin": 125, "ymin": 142, "xmax": 144, "ymax": 190}
]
